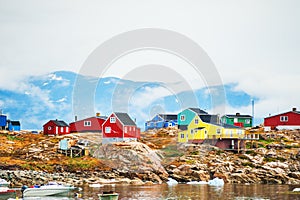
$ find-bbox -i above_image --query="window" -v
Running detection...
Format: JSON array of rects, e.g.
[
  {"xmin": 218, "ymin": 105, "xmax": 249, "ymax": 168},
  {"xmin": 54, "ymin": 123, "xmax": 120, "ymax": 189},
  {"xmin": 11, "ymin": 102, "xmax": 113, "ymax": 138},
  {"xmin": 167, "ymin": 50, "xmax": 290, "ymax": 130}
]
[
  {"xmin": 133, "ymin": 127, "xmax": 135, "ymax": 131},
  {"xmin": 180, "ymin": 133, "xmax": 184, "ymax": 139},
  {"xmin": 205, "ymin": 130, "xmax": 207, "ymax": 134},
  {"xmin": 180, "ymin": 115, "xmax": 185, "ymax": 121},
  {"xmin": 280, "ymin": 116, "xmax": 288, "ymax": 122},
  {"xmin": 222, "ymin": 118, "xmax": 226, "ymax": 123},
  {"xmin": 61, "ymin": 127, "xmax": 64, "ymax": 132},
  {"xmin": 147, "ymin": 122, "xmax": 150, "ymax": 126},
  {"xmin": 84, "ymin": 121, "xmax": 91, "ymax": 126},
  {"xmin": 154, "ymin": 122, "xmax": 157, "ymax": 127},
  {"xmin": 124, "ymin": 127, "xmax": 127, "ymax": 133},
  {"xmin": 66, "ymin": 127, "xmax": 69, "ymax": 132},
  {"xmin": 191, "ymin": 129, "xmax": 194, "ymax": 134},
  {"xmin": 195, "ymin": 118, "xmax": 199, "ymax": 124},
  {"xmin": 129, "ymin": 127, "xmax": 132, "ymax": 131},
  {"xmin": 245, "ymin": 119, "xmax": 250, "ymax": 124},
  {"xmin": 217, "ymin": 129, "xmax": 221, "ymax": 134},
  {"xmin": 110, "ymin": 117, "xmax": 116, "ymax": 123},
  {"xmin": 48, "ymin": 126, "xmax": 52, "ymax": 130},
  {"xmin": 105, "ymin": 127, "xmax": 111, "ymax": 133},
  {"xmin": 234, "ymin": 118, "xmax": 238, "ymax": 123}
]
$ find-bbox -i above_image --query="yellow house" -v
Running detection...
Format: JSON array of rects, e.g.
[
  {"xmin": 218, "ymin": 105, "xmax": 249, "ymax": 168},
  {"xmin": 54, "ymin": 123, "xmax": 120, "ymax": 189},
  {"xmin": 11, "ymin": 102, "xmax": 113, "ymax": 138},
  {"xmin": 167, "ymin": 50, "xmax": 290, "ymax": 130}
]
[{"xmin": 177, "ymin": 108, "xmax": 245, "ymax": 150}]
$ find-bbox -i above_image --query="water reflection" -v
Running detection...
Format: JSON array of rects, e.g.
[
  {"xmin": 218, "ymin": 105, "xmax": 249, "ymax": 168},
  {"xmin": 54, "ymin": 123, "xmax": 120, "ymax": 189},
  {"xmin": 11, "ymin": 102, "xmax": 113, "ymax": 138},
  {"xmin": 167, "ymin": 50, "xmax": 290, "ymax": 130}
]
[{"xmin": 12, "ymin": 184, "xmax": 300, "ymax": 200}]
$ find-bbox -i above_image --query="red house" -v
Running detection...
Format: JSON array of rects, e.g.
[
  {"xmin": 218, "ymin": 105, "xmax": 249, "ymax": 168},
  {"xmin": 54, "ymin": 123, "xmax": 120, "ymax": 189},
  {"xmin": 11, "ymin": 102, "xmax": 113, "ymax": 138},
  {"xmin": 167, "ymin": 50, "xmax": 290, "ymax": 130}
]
[
  {"xmin": 43, "ymin": 120, "xmax": 70, "ymax": 135},
  {"xmin": 264, "ymin": 108, "xmax": 300, "ymax": 130},
  {"xmin": 69, "ymin": 116, "xmax": 107, "ymax": 133},
  {"xmin": 102, "ymin": 112, "xmax": 140, "ymax": 144}
]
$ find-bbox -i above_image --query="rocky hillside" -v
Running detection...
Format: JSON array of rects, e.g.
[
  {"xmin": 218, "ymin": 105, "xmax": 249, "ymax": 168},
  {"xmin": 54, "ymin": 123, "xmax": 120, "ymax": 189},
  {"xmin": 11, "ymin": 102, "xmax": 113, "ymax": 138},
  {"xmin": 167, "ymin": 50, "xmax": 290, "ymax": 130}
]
[{"xmin": 0, "ymin": 128, "xmax": 299, "ymax": 186}]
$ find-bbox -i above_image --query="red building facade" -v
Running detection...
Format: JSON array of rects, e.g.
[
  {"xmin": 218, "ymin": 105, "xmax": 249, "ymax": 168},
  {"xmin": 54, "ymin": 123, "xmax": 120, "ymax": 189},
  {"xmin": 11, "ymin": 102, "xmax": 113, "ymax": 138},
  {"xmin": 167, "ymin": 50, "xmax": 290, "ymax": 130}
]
[
  {"xmin": 69, "ymin": 116, "xmax": 107, "ymax": 133},
  {"xmin": 102, "ymin": 112, "xmax": 140, "ymax": 144},
  {"xmin": 264, "ymin": 108, "xmax": 300, "ymax": 130},
  {"xmin": 43, "ymin": 120, "xmax": 70, "ymax": 135}
]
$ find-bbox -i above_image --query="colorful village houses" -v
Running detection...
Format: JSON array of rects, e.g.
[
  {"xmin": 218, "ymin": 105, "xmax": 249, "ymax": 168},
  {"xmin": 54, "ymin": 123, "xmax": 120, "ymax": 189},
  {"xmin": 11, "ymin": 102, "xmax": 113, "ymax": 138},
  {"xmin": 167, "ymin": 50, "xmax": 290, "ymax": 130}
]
[
  {"xmin": 177, "ymin": 108, "xmax": 245, "ymax": 150},
  {"xmin": 7, "ymin": 120, "xmax": 21, "ymax": 131},
  {"xmin": 0, "ymin": 114, "xmax": 7, "ymax": 130},
  {"xmin": 69, "ymin": 114, "xmax": 107, "ymax": 133},
  {"xmin": 102, "ymin": 112, "xmax": 140, "ymax": 144},
  {"xmin": 264, "ymin": 107, "xmax": 300, "ymax": 131},
  {"xmin": 145, "ymin": 114, "xmax": 177, "ymax": 131},
  {"xmin": 0, "ymin": 113, "xmax": 21, "ymax": 131},
  {"xmin": 43, "ymin": 119, "xmax": 70, "ymax": 135},
  {"xmin": 221, "ymin": 113, "xmax": 253, "ymax": 128}
]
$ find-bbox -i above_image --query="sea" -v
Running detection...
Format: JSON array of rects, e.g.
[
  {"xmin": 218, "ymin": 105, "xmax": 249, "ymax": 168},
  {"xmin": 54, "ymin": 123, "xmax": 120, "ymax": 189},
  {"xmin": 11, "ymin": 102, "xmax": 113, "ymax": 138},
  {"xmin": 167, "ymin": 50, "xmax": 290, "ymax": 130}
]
[{"xmin": 9, "ymin": 184, "xmax": 300, "ymax": 200}]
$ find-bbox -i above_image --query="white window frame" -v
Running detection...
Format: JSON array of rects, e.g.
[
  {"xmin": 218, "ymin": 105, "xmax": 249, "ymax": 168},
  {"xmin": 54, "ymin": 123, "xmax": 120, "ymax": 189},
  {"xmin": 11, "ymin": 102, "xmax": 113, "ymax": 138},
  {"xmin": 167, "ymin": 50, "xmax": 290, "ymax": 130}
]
[
  {"xmin": 234, "ymin": 118, "xmax": 238, "ymax": 123},
  {"xmin": 195, "ymin": 118, "xmax": 199, "ymax": 124},
  {"xmin": 66, "ymin": 127, "xmax": 69, "ymax": 132},
  {"xmin": 48, "ymin": 126, "xmax": 52, "ymax": 130},
  {"xmin": 217, "ymin": 129, "xmax": 221, "ymax": 134},
  {"xmin": 191, "ymin": 129, "xmax": 194, "ymax": 134},
  {"xmin": 84, "ymin": 121, "xmax": 91, "ymax": 127},
  {"xmin": 61, "ymin": 127, "xmax": 64, "ymax": 132},
  {"xmin": 245, "ymin": 119, "xmax": 250, "ymax": 124},
  {"xmin": 105, "ymin": 127, "xmax": 111, "ymax": 133},
  {"xmin": 110, "ymin": 117, "xmax": 116, "ymax": 123},
  {"xmin": 280, "ymin": 116, "xmax": 288, "ymax": 122},
  {"xmin": 124, "ymin": 126, "xmax": 127, "ymax": 133},
  {"xmin": 180, "ymin": 133, "xmax": 185, "ymax": 139},
  {"xmin": 180, "ymin": 115, "xmax": 186, "ymax": 121}
]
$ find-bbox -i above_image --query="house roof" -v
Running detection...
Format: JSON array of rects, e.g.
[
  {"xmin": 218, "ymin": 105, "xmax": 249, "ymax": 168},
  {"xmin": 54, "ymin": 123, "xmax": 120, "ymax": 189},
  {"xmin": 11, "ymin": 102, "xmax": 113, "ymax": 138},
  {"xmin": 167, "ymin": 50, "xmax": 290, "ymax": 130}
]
[
  {"xmin": 209, "ymin": 122, "xmax": 242, "ymax": 129},
  {"xmin": 10, "ymin": 121, "xmax": 20, "ymax": 126},
  {"xmin": 49, "ymin": 120, "xmax": 69, "ymax": 127},
  {"xmin": 158, "ymin": 114, "xmax": 177, "ymax": 121},
  {"xmin": 224, "ymin": 114, "xmax": 252, "ymax": 118},
  {"xmin": 265, "ymin": 110, "xmax": 300, "ymax": 119},
  {"xmin": 199, "ymin": 114, "xmax": 219, "ymax": 123},
  {"xmin": 178, "ymin": 125, "xmax": 188, "ymax": 131},
  {"xmin": 114, "ymin": 112, "xmax": 136, "ymax": 126},
  {"xmin": 71, "ymin": 116, "xmax": 107, "ymax": 124},
  {"xmin": 188, "ymin": 108, "xmax": 208, "ymax": 115}
]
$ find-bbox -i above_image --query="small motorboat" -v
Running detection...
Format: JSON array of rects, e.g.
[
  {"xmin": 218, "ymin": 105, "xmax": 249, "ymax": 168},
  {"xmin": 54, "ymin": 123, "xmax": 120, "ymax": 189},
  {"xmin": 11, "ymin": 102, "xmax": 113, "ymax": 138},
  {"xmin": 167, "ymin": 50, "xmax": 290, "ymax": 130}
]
[
  {"xmin": 22, "ymin": 181, "xmax": 76, "ymax": 197},
  {"xmin": 98, "ymin": 191, "xmax": 119, "ymax": 200},
  {"xmin": 0, "ymin": 179, "xmax": 16, "ymax": 199}
]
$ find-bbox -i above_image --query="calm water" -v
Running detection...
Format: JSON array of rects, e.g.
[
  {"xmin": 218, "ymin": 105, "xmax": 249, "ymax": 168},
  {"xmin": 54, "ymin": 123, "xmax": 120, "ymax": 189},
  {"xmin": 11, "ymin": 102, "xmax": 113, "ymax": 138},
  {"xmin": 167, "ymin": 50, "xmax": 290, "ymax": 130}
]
[{"xmin": 12, "ymin": 184, "xmax": 300, "ymax": 200}]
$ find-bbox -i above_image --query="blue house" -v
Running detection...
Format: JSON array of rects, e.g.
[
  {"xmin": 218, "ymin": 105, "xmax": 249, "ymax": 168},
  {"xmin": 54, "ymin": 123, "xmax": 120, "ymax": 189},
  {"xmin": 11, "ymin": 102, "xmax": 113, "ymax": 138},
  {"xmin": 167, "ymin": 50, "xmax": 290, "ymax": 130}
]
[
  {"xmin": 0, "ymin": 115, "xmax": 7, "ymax": 130},
  {"xmin": 7, "ymin": 120, "xmax": 21, "ymax": 131},
  {"xmin": 145, "ymin": 114, "xmax": 178, "ymax": 131}
]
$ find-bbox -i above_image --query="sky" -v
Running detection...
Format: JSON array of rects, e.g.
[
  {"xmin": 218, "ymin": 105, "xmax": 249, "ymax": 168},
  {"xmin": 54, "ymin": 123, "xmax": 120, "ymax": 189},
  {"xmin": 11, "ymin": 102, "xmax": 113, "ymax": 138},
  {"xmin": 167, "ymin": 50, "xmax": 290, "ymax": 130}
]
[{"xmin": 0, "ymin": 0, "xmax": 300, "ymax": 123}]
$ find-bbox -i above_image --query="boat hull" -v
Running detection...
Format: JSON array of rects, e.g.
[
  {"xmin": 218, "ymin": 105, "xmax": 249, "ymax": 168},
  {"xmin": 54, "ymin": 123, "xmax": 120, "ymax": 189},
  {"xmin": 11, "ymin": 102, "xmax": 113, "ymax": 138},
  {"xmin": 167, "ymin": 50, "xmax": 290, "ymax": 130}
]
[
  {"xmin": 23, "ymin": 187, "xmax": 75, "ymax": 197},
  {"xmin": 98, "ymin": 193, "xmax": 119, "ymax": 200},
  {"xmin": 0, "ymin": 189, "xmax": 16, "ymax": 199}
]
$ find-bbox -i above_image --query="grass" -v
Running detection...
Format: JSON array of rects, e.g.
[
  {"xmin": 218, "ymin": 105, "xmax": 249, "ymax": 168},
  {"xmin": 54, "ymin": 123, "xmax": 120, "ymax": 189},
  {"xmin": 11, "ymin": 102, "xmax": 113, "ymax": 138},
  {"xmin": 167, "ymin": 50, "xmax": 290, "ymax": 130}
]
[
  {"xmin": 242, "ymin": 162, "xmax": 255, "ymax": 168},
  {"xmin": 161, "ymin": 145, "xmax": 184, "ymax": 158},
  {"xmin": 6, "ymin": 134, "xmax": 23, "ymax": 141}
]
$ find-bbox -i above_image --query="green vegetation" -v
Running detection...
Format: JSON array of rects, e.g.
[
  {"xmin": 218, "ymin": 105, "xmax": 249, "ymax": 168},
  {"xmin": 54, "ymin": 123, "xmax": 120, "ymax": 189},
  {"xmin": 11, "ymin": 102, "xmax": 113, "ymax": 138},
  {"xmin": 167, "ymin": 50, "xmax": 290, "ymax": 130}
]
[
  {"xmin": 245, "ymin": 150, "xmax": 258, "ymax": 156},
  {"xmin": 161, "ymin": 145, "xmax": 184, "ymax": 158},
  {"xmin": 6, "ymin": 134, "xmax": 23, "ymax": 141},
  {"xmin": 238, "ymin": 154, "xmax": 249, "ymax": 160},
  {"xmin": 263, "ymin": 156, "xmax": 286, "ymax": 162},
  {"xmin": 242, "ymin": 162, "xmax": 255, "ymax": 168}
]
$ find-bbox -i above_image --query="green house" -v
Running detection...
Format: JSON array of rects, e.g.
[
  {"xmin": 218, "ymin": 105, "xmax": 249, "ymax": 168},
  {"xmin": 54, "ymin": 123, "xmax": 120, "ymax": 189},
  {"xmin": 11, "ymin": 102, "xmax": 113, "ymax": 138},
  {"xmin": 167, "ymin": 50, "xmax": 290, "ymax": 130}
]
[{"xmin": 221, "ymin": 113, "xmax": 252, "ymax": 128}]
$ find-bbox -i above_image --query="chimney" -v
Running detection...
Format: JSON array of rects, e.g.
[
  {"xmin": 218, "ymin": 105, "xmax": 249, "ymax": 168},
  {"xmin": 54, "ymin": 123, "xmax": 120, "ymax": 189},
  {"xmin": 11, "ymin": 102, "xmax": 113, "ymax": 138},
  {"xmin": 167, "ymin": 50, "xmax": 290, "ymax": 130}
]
[
  {"xmin": 236, "ymin": 113, "xmax": 240, "ymax": 116},
  {"xmin": 96, "ymin": 112, "xmax": 101, "ymax": 117},
  {"xmin": 292, "ymin": 108, "xmax": 297, "ymax": 112},
  {"xmin": 75, "ymin": 116, "xmax": 78, "ymax": 122}
]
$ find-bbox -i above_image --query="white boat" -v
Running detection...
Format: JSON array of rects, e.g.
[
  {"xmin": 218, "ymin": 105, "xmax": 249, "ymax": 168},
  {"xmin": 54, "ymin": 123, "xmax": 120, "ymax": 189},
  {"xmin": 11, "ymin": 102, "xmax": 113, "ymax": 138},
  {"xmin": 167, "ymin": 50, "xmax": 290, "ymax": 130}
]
[
  {"xmin": 22, "ymin": 182, "xmax": 76, "ymax": 197},
  {"xmin": 98, "ymin": 192, "xmax": 119, "ymax": 200}
]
